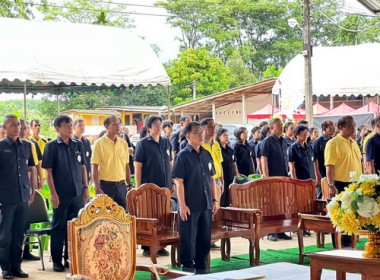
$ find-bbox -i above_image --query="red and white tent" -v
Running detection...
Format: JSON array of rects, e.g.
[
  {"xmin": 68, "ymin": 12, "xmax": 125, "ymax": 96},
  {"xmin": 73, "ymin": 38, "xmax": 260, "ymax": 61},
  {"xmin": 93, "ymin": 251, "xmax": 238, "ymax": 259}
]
[
  {"xmin": 352, "ymin": 101, "xmax": 380, "ymax": 116},
  {"xmin": 247, "ymin": 104, "xmax": 286, "ymax": 119},
  {"xmin": 321, "ymin": 102, "xmax": 355, "ymax": 115},
  {"xmin": 293, "ymin": 103, "xmax": 330, "ymax": 120}
]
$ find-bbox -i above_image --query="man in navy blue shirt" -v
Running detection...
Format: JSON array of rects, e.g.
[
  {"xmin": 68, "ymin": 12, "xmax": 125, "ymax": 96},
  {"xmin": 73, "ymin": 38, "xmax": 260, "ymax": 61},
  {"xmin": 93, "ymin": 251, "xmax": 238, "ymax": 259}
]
[
  {"xmin": 73, "ymin": 118, "xmax": 92, "ymax": 182},
  {"xmin": 312, "ymin": 120, "xmax": 334, "ymax": 198},
  {"xmin": 172, "ymin": 122, "xmax": 219, "ymax": 274},
  {"xmin": 170, "ymin": 115, "xmax": 191, "ymax": 158},
  {"xmin": 284, "ymin": 121, "xmax": 296, "ymax": 147},
  {"xmin": 42, "ymin": 115, "xmax": 89, "ymax": 272},
  {"xmin": 366, "ymin": 116, "xmax": 380, "ymax": 175},
  {"xmin": 288, "ymin": 126, "xmax": 315, "ymax": 180},
  {"xmin": 261, "ymin": 118, "xmax": 291, "ymax": 241},
  {"xmin": 261, "ymin": 118, "xmax": 289, "ymax": 177},
  {"xmin": 134, "ymin": 115, "xmax": 173, "ymax": 257},
  {"xmin": 0, "ymin": 115, "xmax": 37, "ymax": 279}
]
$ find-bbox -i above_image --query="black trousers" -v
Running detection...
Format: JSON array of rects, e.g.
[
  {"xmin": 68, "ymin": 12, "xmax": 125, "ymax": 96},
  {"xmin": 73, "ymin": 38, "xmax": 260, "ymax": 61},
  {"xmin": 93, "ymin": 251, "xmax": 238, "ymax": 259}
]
[
  {"xmin": 179, "ymin": 209, "xmax": 212, "ymax": 273},
  {"xmin": 0, "ymin": 202, "xmax": 28, "ymax": 271},
  {"xmin": 100, "ymin": 180, "xmax": 127, "ymax": 210},
  {"xmin": 51, "ymin": 196, "xmax": 83, "ymax": 264},
  {"xmin": 332, "ymin": 181, "xmax": 352, "ymax": 248}
]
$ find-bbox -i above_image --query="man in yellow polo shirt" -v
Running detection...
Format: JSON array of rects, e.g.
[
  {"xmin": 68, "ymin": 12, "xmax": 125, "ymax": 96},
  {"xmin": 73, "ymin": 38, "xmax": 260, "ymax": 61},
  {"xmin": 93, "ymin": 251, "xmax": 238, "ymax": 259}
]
[
  {"xmin": 200, "ymin": 118, "xmax": 223, "ymax": 249},
  {"xmin": 325, "ymin": 115, "xmax": 362, "ymax": 247},
  {"xmin": 91, "ymin": 115, "xmax": 132, "ymax": 209},
  {"xmin": 29, "ymin": 119, "xmax": 49, "ymax": 189},
  {"xmin": 200, "ymin": 118, "xmax": 224, "ymax": 191}
]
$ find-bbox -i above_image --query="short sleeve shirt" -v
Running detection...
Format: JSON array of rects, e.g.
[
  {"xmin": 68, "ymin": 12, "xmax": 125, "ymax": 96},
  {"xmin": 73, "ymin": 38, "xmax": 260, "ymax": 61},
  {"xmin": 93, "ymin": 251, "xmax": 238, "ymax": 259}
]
[
  {"xmin": 134, "ymin": 135, "xmax": 172, "ymax": 189},
  {"xmin": 91, "ymin": 135, "xmax": 129, "ymax": 181},
  {"xmin": 202, "ymin": 140, "xmax": 223, "ymax": 179},
  {"xmin": 234, "ymin": 142, "xmax": 254, "ymax": 176},
  {"xmin": 170, "ymin": 130, "xmax": 181, "ymax": 153},
  {"xmin": 73, "ymin": 135, "xmax": 92, "ymax": 181},
  {"xmin": 0, "ymin": 137, "xmax": 36, "ymax": 203},
  {"xmin": 365, "ymin": 133, "xmax": 380, "ymax": 173},
  {"xmin": 312, "ymin": 134, "xmax": 330, "ymax": 178},
  {"xmin": 325, "ymin": 134, "xmax": 362, "ymax": 182},
  {"xmin": 42, "ymin": 137, "xmax": 86, "ymax": 199},
  {"xmin": 261, "ymin": 134, "xmax": 289, "ymax": 177},
  {"xmin": 221, "ymin": 144, "xmax": 236, "ymax": 185},
  {"xmin": 172, "ymin": 145, "xmax": 215, "ymax": 212},
  {"xmin": 288, "ymin": 141, "xmax": 315, "ymax": 180},
  {"xmin": 284, "ymin": 135, "xmax": 296, "ymax": 147}
]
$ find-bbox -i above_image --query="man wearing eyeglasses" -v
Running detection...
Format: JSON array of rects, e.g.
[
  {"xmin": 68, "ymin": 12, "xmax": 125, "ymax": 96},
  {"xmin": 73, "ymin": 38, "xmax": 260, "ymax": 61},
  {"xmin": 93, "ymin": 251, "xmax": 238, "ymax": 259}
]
[
  {"xmin": 134, "ymin": 115, "xmax": 173, "ymax": 258},
  {"xmin": 173, "ymin": 121, "xmax": 219, "ymax": 274},
  {"xmin": 91, "ymin": 115, "xmax": 132, "ymax": 209}
]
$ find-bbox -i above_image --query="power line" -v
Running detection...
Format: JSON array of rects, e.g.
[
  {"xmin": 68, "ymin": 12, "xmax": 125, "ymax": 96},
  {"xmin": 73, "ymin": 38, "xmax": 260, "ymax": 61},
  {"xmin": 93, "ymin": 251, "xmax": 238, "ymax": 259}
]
[
  {"xmin": 26, "ymin": 1, "xmax": 171, "ymax": 17},
  {"xmin": 311, "ymin": 2, "xmax": 380, "ymax": 32}
]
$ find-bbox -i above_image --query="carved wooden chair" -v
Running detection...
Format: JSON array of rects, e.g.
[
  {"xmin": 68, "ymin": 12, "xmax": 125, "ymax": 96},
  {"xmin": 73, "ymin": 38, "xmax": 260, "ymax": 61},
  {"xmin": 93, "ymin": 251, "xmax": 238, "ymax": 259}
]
[
  {"xmin": 127, "ymin": 183, "xmax": 179, "ymax": 267},
  {"xmin": 66, "ymin": 194, "xmax": 191, "ymax": 280}
]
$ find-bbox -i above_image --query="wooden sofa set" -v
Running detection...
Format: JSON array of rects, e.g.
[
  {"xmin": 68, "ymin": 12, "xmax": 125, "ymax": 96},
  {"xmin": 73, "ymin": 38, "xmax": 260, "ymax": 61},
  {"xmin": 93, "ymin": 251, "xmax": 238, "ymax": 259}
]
[
  {"xmin": 126, "ymin": 178, "xmax": 335, "ymax": 268},
  {"xmin": 66, "ymin": 177, "xmax": 347, "ymax": 279}
]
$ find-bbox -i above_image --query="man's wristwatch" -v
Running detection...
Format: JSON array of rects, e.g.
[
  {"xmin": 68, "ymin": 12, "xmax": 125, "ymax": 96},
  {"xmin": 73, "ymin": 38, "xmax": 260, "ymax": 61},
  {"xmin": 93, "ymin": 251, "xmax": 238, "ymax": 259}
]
[
  {"xmin": 212, "ymin": 198, "xmax": 218, "ymax": 203},
  {"xmin": 83, "ymin": 186, "xmax": 88, "ymax": 189},
  {"xmin": 328, "ymin": 183, "xmax": 335, "ymax": 188}
]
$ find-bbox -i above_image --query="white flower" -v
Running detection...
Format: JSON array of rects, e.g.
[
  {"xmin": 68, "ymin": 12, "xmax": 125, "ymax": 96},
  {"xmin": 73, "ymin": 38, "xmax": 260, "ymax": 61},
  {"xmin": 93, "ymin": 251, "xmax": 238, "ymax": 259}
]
[
  {"xmin": 357, "ymin": 196, "xmax": 380, "ymax": 218},
  {"xmin": 340, "ymin": 191, "xmax": 355, "ymax": 210},
  {"xmin": 349, "ymin": 171, "xmax": 361, "ymax": 182},
  {"xmin": 326, "ymin": 197, "xmax": 339, "ymax": 218},
  {"xmin": 358, "ymin": 174, "xmax": 380, "ymax": 183}
]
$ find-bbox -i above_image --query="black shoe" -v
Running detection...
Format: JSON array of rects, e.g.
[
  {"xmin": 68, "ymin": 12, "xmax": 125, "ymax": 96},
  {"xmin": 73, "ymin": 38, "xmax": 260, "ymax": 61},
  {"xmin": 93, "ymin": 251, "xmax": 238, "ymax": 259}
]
[
  {"xmin": 157, "ymin": 249, "xmax": 169, "ymax": 256},
  {"xmin": 52, "ymin": 263, "xmax": 65, "ymax": 272},
  {"xmin": 210, "ymin": 243, "xmax": 220, "ymax": 249},
  {"xmin": 277, "ymin": 232, "xmax": 292, "ymax": 240},
  {"xmin": 2, "ymin": 271, "xmax": 14, "ymax": 280},
  {"xmin": 64, "ymin": 260, "xmax": 70, "ymax": 268},
  {"xmin": 267, "ymin": 234, "xmax": 278, "ymax": 242},
  {"xmin": 303, "ymin": 230, "xmax": 311, "ymax": 236},
  {"xmin": 11, "ymin": 269, "xmax": 28, "ymax": 278},
  {"xmin": 142, "ymin": 250, "xmax": 150, "ymax": 257},
  {"xmin": 22, "ymin": 252, "xmax": 40, "ymax": 261}
]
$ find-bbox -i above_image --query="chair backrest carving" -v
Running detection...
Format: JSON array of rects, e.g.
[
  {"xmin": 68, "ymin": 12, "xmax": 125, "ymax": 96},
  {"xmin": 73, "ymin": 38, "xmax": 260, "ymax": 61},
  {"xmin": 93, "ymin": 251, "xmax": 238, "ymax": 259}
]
[
  {"xmin": 127, "ymin": 183, "xmax": 172, "ymax": 228},
  {"xmin": 229, "ymin": 177, "xmax": 317, "ymax": 220},
  {"xmin": 67, "ymin": 194, "xmax": 136, "ymax": 280}
]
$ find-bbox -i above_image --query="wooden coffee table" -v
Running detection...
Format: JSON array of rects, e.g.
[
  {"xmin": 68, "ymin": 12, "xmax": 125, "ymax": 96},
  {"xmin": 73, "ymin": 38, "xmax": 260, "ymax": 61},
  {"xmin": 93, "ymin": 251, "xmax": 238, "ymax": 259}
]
[{"xmin": 309, "ymin": 249, "xmax": 380, "ymax": 280}]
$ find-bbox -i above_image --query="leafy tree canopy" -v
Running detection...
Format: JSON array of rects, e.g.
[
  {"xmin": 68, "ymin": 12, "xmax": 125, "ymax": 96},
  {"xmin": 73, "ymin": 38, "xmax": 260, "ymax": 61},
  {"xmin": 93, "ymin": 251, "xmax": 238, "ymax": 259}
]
[
  {"xmin": 38, "ymin": 0, "xmax": 133, "ymax": 27},
  {"xmin": 166, "ymin": 48, "xmax": 232, "ymax": 104}
]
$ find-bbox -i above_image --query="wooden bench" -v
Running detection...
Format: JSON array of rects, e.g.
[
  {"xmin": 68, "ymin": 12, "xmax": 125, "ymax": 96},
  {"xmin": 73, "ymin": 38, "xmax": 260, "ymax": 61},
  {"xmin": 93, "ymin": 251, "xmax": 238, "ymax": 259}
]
[{"xmin": 229, "ymin": 176, "xmax": 326, "ymax": 264}]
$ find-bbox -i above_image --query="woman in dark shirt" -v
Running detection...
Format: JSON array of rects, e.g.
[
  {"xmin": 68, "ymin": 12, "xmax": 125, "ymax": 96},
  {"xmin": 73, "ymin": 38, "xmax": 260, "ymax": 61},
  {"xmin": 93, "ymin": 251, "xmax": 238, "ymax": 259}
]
[
  {"xmin": 216, "ymin": 128, "xmax": 238, "ymax": 207},
  {"xmin": 234, "ymin": 127, "xmax": 255, "ymax": 177}
]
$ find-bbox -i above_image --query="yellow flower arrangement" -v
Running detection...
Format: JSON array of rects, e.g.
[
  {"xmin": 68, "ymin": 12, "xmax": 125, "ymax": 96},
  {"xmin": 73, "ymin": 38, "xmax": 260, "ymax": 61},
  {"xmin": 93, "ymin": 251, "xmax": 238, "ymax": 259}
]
[{"xmin": 327, "ymin": 173, "xmax": 380, "ymax": 235}]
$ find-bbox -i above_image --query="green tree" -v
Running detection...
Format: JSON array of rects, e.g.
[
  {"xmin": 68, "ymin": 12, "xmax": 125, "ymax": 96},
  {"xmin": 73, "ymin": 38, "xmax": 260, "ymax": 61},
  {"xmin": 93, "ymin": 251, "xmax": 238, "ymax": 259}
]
[
  {"xmin": 38, "ymin": 0, "xmax": 133, "ymax": 28},
  {"xmin": 227, "ymin": 51, "xmax": 256, "ymax": 88},
  {"xmin": 0, "ymin": 0, "xmax": 33, "ymax": 19},
  {"xmin": 166, "ymin": 48, "xmax": 232, "ymax": 104}
]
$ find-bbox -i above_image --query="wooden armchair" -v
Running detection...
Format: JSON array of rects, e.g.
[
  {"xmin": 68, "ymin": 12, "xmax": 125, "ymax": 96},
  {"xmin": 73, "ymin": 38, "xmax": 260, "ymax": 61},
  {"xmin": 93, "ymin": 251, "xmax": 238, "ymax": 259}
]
[
  {"xmin": 127, "ymin": 183, "xmax": 179, "ymax": 267},
  {"xmin": 67, "ymin": 194, "xmax": 191, "ymax": 280}
]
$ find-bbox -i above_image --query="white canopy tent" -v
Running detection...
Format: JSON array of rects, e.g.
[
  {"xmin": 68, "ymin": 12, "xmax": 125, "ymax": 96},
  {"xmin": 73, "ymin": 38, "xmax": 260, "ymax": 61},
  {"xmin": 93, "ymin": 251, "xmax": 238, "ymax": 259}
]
[
  {"xmin": 272, "ymin": 43, "xmax": 380, "ymax": 116},
  {"xmin": 0, "ymin": 17, "xmax": 171, "ymax": 94}
]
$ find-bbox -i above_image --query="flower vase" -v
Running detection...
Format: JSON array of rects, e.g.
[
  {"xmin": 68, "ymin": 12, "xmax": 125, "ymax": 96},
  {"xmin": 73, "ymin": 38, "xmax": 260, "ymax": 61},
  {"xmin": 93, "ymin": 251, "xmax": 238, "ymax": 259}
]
[{"xmin": 362, "ymin": 231, "xmax": 380, "ymax": 258}]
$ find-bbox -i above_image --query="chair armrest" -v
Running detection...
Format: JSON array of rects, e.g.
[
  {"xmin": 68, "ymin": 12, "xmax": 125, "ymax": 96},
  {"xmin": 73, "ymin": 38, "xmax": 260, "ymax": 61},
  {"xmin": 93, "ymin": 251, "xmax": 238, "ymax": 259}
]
[
  {"xmin": 220, "ymin": 207, "xmax": 261, "ymax": 228},
  {"xmin": 136, "ymin": 218, "xmax": 158, "ymax": 235}
]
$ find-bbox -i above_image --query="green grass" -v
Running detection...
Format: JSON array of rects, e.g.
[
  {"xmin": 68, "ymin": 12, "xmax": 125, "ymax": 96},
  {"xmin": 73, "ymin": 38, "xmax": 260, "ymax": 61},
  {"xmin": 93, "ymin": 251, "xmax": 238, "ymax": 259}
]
[{"xmin": 134, "ymin": 238, "xmax": 367, "ymax": 279}]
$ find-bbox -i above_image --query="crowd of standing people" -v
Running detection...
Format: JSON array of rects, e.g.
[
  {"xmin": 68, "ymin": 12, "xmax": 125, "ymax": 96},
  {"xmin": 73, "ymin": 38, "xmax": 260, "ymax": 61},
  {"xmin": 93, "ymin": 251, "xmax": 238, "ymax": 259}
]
[{"xmin": 0, "ymin": 112, "xmax": 379, "ymax": 277}]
